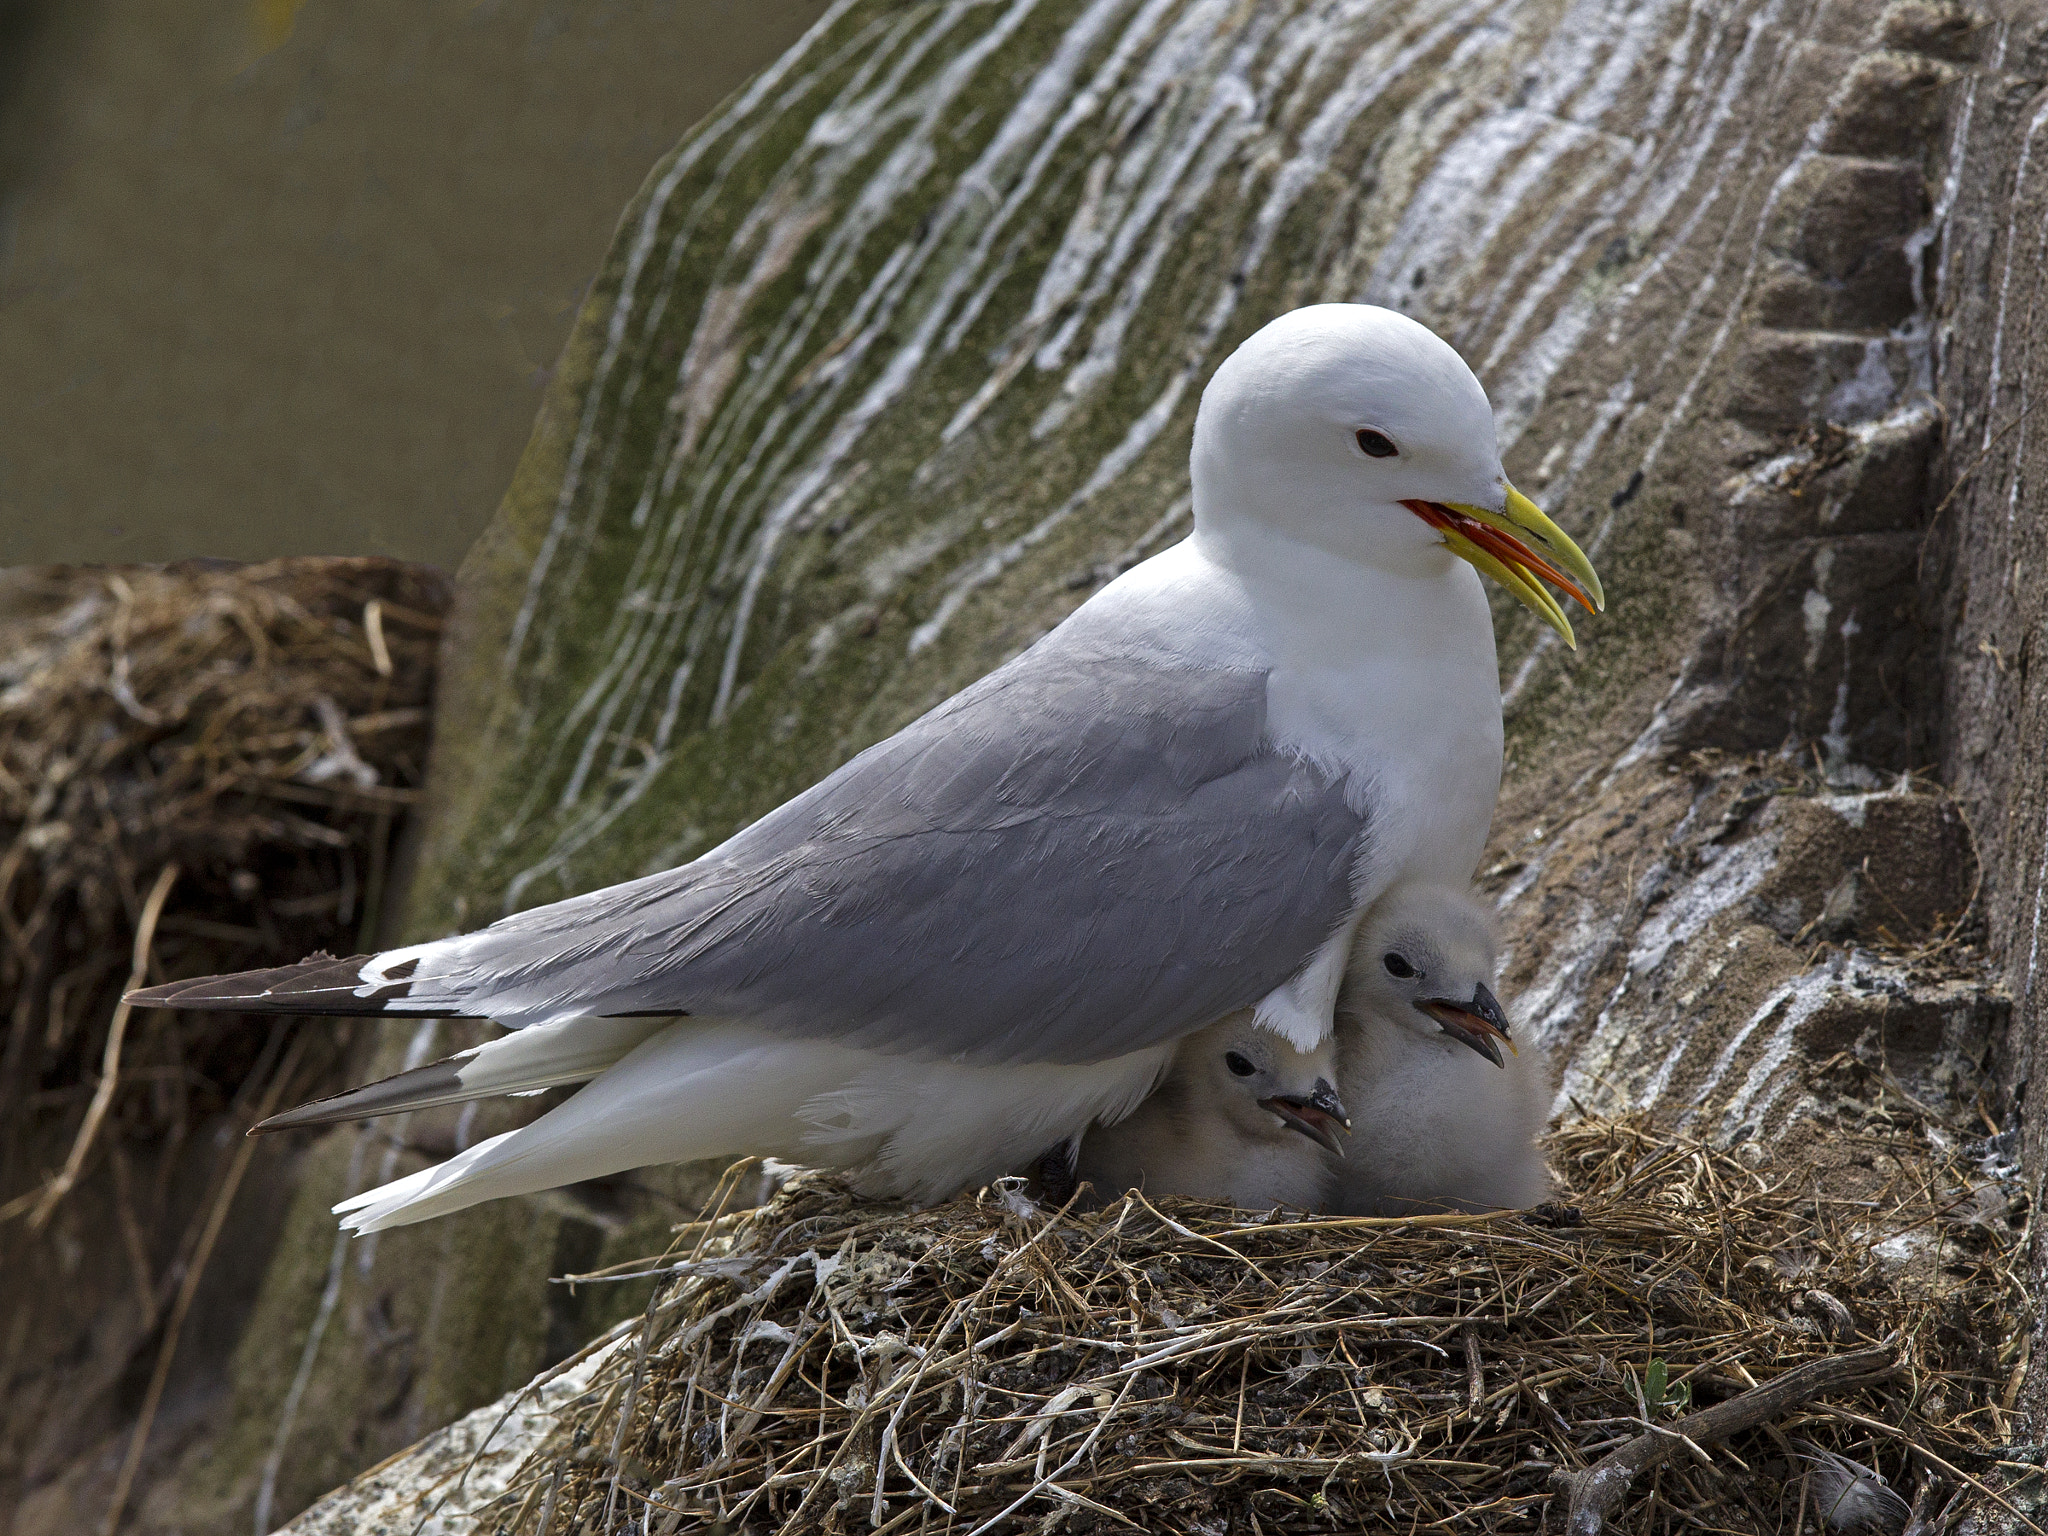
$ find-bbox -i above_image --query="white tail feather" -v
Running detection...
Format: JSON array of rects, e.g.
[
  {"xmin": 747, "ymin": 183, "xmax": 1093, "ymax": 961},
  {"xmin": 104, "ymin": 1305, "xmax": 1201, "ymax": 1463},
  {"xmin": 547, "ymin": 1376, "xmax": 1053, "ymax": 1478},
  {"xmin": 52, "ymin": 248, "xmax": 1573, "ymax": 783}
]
[{"xmin": 334, "ymin": 1022, "xmax": 1175, "ymax": 1232}]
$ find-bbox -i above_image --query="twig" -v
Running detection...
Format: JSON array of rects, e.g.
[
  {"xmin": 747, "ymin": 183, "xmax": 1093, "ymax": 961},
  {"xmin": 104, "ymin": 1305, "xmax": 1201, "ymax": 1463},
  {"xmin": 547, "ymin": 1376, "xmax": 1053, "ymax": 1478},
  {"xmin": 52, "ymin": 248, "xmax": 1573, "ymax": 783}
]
[
  {"xmin": 99, "ymin": 1028, "xmax": 304, "ymax": 1536},
  {"xmin": 600, "ymin": 1280, "xmax": 674, "ymax": 1531},
  {"xmin": 26, "ymin": 863, "xmax": 179, "ymax": 1232},
  {"xmin": 482, "ymin": 1115, "xmax": 2024, "ymax": 1536},
  {"xmin": 107, "ymin": 1139, "xmax": 158, "ymax": 1331},
  {"xmin": 960, "ymin": 1373, "xmax": 1139, "ymax": 1536},
  {"xmin": 1554, "ymin": 1343, "xmax": 1897, "ymax": 1535},
  {"xmin": 363, "ymin": 599, "xmax": 394, "ymax": 678}
]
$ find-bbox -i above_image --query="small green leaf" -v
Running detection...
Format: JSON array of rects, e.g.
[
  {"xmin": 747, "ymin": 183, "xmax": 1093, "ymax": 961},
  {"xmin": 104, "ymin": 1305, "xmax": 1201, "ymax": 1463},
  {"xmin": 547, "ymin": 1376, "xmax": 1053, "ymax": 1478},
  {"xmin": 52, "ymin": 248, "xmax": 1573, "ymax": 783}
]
[{"xmin": 1640, "ymin": 1358, "xmax": 1690, "ymax": 1416}]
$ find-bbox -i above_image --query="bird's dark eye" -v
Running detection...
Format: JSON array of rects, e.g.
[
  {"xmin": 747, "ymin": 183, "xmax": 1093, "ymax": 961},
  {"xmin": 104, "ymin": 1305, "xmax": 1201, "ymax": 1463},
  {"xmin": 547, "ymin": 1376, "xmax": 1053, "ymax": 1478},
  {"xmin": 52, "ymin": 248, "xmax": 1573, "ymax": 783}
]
[
  {"xmin": 1382, "ymin": 952, "xmax": 1417, "ymax": 979},
  {"xmin": 1225, "ymin": 1051, "xmax": 1257, "ymax": 1077},
  {"xmin": 1355, "ymin": 428, "xmax": 1399, "ymax": 458}
]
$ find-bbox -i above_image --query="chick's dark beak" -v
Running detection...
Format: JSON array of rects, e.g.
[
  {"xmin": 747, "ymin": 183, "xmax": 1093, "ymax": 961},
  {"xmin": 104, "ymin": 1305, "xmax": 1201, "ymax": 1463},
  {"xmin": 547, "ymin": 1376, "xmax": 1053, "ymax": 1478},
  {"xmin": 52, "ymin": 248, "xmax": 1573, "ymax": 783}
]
[
  {"xmin": 1418, "ymin": 982, "xmax": 1516, "ymax": 1068},
  {"xmin": 1259, "ymin": 1078, "xmax": 1351, "ymax": 1157}
]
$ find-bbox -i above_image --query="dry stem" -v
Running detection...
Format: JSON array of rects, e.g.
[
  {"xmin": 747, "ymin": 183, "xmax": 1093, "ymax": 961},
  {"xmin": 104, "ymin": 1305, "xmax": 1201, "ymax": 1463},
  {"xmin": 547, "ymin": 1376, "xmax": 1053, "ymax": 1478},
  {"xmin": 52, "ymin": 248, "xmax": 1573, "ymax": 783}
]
[
  {"xmin": 1557, "ymin": 1343, "xmax": 1898, "ymax": 1535},
  {"xmin": 26, "ymin": 862, "xmax": 179, "ymax": 1231}
]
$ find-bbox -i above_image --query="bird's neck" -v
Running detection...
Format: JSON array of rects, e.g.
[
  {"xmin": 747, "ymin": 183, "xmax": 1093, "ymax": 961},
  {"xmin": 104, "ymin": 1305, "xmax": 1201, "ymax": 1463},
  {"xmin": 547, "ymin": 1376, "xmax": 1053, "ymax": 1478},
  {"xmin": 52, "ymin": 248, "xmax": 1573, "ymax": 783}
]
[
  {"xmin": 1186, "ymin": 516, "xmax": 1506, "ymax": 891},
  {"xmin": 1187, "ymin": 518, "xmax": 1494, "ymax": 673}
]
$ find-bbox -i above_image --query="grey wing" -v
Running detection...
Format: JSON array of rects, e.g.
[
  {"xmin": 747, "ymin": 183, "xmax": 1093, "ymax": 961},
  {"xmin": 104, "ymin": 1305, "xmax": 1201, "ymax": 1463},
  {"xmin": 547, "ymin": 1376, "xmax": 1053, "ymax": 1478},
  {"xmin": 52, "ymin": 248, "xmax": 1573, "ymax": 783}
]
[{"xmin": 143, "ymin": 629, "xmax": 1371, "ymax": 1067}]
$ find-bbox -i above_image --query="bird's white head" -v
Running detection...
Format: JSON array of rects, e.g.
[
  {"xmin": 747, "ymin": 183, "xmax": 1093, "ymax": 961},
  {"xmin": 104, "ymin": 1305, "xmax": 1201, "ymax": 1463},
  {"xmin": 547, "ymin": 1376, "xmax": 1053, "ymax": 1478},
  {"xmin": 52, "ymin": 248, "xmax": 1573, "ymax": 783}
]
[
  {"xmin": 1191, "ymin": 304, "xmax": 1603, "ymax": 646},
  {"xmin": 1341, "ymin": 882, "xmax": 1515, "ymax": 1067},
  {"xmin": 1171, "ymin": 1013, "xmax": 1350, "ymax": 1156}
]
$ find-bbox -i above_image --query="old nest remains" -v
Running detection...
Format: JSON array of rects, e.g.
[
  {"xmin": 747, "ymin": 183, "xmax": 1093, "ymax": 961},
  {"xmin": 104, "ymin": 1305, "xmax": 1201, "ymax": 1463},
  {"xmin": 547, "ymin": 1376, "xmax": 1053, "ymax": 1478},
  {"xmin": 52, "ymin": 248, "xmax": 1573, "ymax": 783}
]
[
  {"xmin": 0, "ymin": 558, "xmax": 449, "ymax": 1215},
  {"xmin": 484, "ymin": 1114, "xmax": 2027, "ymax": 1536}
]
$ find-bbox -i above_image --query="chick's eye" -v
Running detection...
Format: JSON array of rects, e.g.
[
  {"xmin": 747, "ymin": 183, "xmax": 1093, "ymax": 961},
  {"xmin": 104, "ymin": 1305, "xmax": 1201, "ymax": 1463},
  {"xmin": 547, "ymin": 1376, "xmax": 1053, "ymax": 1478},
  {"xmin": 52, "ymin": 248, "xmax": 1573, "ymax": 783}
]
[
  {"xmin": 1224, "ymin": 1051, "xmax": 1257, "ymax": 1078},
  {"xmin": 1355, "ymin": 428, "xmax": 1399, "ymax": 458},
  {"xmin": 1382, "ymin": 952, "xmax": 1417, "ymax": 979}
]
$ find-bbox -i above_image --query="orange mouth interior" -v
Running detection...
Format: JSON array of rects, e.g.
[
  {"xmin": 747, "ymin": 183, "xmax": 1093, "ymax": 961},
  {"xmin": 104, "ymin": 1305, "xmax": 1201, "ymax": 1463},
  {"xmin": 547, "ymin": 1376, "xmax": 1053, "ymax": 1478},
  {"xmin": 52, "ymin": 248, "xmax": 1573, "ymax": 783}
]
[{"xmin": 1400, "ymin": 499, "xmax": 1599, "ymax": 614}]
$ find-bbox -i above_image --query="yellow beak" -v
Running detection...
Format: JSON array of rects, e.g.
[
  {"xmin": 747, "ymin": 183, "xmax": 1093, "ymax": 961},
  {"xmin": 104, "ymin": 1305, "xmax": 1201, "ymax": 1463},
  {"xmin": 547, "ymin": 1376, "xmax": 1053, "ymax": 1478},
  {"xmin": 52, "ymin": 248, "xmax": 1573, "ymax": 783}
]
[{"xmin": 1400, "ymin": 485, "xmax": 1605, "ymax": 649}]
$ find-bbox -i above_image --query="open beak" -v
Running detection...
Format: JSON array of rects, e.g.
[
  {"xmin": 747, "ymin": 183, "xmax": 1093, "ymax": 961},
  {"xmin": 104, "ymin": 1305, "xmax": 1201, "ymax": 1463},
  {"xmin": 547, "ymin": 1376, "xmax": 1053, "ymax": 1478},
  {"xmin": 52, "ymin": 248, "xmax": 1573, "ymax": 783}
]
[
  {"xmin": 1400, "ymin": 484, "xmax": 1605, "ymax": 649},
  {"xmin": 1260, "ymin": 1079, "xmax": 1351, "ymax": 1157},
  {"xmin": 1418, "ymin": 983, "xmax": 1516, "ymax": 1068}
]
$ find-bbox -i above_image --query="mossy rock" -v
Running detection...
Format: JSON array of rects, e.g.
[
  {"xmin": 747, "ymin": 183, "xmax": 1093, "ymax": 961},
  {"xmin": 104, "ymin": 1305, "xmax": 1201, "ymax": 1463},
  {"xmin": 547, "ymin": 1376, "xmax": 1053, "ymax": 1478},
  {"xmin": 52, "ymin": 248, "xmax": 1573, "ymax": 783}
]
[{"xmin": 207, "ymin": 0, "xmax": 1976, "ymax": 1521}]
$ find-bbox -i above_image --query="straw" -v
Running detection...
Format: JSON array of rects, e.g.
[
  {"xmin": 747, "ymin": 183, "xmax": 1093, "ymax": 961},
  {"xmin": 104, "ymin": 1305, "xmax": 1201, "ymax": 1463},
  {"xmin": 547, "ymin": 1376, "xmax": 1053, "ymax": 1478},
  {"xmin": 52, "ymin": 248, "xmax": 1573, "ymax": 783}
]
[{"xmin": 484, "ymin": 1111, "xmax": 2024, "ymax": 1534}]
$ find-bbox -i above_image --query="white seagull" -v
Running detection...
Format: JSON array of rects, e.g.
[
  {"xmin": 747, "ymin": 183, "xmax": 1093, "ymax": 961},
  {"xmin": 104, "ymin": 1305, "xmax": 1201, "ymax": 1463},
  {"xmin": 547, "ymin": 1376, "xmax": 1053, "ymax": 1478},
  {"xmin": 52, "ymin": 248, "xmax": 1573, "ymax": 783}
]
[
  {"xmin": 129, "ymin": 304, "xmax": 1600, "ymax": 1232},
  {"xmin": 1327, "ymin": 881, "xmax": 1552, "ymax": 1216},
  {"xmin": 1071, "ymin": 1011, "xmax": 1349, "ymax": 1211}
]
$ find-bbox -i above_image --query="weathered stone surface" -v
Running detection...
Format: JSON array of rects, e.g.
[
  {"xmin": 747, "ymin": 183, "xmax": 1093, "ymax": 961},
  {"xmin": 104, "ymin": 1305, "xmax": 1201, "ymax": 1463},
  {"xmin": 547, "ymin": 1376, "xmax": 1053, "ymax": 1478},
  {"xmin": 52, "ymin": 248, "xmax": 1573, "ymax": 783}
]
[
  {"xmin": 225, "ymin": 0, "xmax": 2048, "ymax": 1523},
  {"xmin": 1913, "ymin": 3, "xmax": 2048, "ymax": 1482},
  {"xmin": 1756, "ymin": 157, "xmax": 1927, "ymax": 332},
  {"xmin": 1492, "ymin": 756, "xmax": 1998, "ymax": 1147},
  {"xmin": 1748, "ymin": 790, "xmax": 1974, "ymax": 942},
  {"xmin": 275, "ymin": 1339, "xmax": 625, "ymax": 1536}
]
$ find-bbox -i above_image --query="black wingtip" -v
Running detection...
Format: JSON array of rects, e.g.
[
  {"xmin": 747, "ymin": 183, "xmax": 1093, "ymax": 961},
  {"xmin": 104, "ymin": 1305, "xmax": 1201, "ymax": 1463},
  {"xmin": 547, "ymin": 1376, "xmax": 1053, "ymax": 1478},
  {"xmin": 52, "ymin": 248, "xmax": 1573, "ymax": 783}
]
[
  {"xmin": 125, "ymin": 978, "xmax": 207, "ymax": 1009},
  {"xmin": 250, "ymin": 1055, "xmax": 473, "ymax": 1134},
  {"xmin": 123, "ymin": 954, "xmax": 463, "ymax": 1017},
  {"xmin": 249, "ymin": 1099, "xmax": 339, "ymax": 1135}
]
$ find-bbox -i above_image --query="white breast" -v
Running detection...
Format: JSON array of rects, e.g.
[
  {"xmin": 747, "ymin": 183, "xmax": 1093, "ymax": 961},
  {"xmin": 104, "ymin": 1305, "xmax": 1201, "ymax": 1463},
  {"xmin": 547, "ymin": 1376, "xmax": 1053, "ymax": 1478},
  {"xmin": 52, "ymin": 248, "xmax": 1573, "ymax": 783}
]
[{"xmin": 1114, "ymin": 531, "xmax": 1505, "ymax": 893}]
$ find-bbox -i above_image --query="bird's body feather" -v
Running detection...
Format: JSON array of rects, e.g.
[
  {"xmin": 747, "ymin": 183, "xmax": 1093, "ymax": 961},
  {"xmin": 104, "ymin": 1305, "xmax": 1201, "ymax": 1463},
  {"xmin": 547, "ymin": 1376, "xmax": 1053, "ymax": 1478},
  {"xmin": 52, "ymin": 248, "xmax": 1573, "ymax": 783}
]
[
  {"xmin": 1328, "ymin": 883, "xmax": 1551, "ymax": 1216},
  {"xmin": 1796, "ymin": 1444, "xmax": 1909, "ymax": 1536},
  {"xmin": 336, "ymin": 1020, "xmax": 1172, "ymax": 1231},
  {"xmin": 1074, "ymin": 1011, "xmax": 1341, "ymax": 1211},
  {"xmin": 120, "ymin": 304, "xmax": 1592, "ymax": 1231},
  {"xmin": 1332, "ymin": 1013, "xmax": 1552, "ymax": 1214},
  {"xmin": 147, "ymin": 574, "xmax": 1378, "ymax": 1066}
]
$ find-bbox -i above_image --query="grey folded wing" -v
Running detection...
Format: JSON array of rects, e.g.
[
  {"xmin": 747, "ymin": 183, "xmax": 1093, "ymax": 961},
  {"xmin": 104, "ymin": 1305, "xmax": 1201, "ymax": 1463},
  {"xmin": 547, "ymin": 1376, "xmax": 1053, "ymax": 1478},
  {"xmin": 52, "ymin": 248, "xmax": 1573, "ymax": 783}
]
[{"xmin": 143, "ymin": 633, "xmax": 1372, "ymax": 1067}]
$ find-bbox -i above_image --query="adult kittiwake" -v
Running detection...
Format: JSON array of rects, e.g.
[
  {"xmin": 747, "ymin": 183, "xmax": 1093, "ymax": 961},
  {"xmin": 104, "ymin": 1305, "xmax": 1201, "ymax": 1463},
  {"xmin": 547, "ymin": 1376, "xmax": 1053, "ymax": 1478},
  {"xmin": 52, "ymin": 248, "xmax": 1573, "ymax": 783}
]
[
  {"xmin": 1327, "ymin": 882, "xmax": 1552, "ymax": 1216},
  {"xmin": 128, "ymin": 303, "xmax": 1601, "ymax": 1232}
]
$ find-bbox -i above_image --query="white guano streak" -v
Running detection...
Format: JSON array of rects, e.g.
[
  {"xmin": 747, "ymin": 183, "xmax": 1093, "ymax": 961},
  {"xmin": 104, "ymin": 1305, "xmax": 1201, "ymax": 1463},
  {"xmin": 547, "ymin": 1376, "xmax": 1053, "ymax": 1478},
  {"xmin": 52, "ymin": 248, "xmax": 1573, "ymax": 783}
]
[
  {"xmin": 1638, "ymin": 5, "xmax": 1850, "ymax": 480},
  {"xmin": 908, "ymin": 0, "xmax": 1506, "ymax": 654},
  {"xmin": 487, "ymin": 1, "xmax": 891, "ymax": 850},
  {"xmin": 536, "ymin": 0, "xmax": 1014, "ymax": 807},
  {"xmin": 708, "ymin": 0, "xmax": 1137, "ymax": 721},
  {"xmin": 542, "ymin": 0, "xmax": 1114, "ymax": 833},
  {"xmin": 502, "ymin": 0, "xmax": 1202, "ymax": 901},
  {"xmin": 1982, "ymin": 93, "xmax": 2048, "ymax": 453},
  {"xmin": 502, "ymin": 0, "xmax": 864, "ymax": 685},
  {"xmin": 500, "ymin": 0, "xmax": 1030, "ymax": 884}
]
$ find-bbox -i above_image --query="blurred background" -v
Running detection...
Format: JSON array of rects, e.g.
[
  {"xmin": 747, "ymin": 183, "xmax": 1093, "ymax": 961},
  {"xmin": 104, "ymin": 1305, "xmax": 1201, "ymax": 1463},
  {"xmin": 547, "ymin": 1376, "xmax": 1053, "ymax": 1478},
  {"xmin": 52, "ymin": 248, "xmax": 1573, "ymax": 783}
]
[{"xmin": 0, "ymin": 0, "xmax": 827, "ymax": 571}]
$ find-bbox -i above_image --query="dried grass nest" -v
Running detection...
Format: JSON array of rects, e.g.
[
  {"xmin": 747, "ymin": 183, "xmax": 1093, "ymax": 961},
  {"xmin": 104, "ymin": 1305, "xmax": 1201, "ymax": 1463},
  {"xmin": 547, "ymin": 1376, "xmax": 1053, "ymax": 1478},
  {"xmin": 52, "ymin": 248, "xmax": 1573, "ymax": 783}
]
[
  {"xmin": 479, "ymin": 1113, "xmax": 2031, "ymax": 1536},
  {"xmin": 0, "ymin": 557, "xmax": 451, "ymax": 1532},
  {"xmin": 0, "ymin": 557, "xmax": 448, "ymax": 1212}
]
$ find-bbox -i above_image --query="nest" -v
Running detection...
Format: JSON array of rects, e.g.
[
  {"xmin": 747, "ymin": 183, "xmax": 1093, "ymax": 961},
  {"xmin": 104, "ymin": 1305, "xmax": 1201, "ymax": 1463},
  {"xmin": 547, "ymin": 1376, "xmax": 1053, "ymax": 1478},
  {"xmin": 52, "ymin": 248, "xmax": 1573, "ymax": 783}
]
[
  {"xmin": 0, "ymin": 557, "xmax": 449, "ymax": 1214},
  {"xmin": 0, "ymin": 557, "xmax": 458, "ymax": 1532},
  {"xmin": 478, "ymin": 1113, "xmax": 2027, "ymax": 1536}
]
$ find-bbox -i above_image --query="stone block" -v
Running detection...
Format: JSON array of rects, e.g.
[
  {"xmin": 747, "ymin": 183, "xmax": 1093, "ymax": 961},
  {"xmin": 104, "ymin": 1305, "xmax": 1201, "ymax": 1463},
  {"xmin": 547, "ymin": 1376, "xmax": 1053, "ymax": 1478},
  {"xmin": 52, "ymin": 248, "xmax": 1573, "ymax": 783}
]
[
  {"xmin": 1810, "ymin": 405, "xmax": 1938, "ymax": 535},
  {"xmin": 1807, "ymin": 0, "xmax": 1895, "ymax": 48},
  {"xmin": 1760, "ymin": 157, "xmax": 1927, "ymax": 331},
  {"xmin": 1749, "ymin": 790, "xmax": 1974, "ymax": 944},
  {"xmin": 1820, "ymin": 50, "xmax": 1959, "ymax": 157},
  {"xmin": 1726, "ymin": 331, "xmax": 1911, "ymax": 432},
  {"xmin": 1877, "ymin": 0, "xmax": 1989, "ymax": 61}
]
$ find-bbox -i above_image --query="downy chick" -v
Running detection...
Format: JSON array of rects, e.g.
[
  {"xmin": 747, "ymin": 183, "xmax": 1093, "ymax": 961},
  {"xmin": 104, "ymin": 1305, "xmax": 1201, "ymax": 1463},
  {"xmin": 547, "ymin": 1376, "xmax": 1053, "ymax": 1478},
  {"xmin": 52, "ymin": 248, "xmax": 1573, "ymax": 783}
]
[
  {"xmin": 1075, "ymin": 1012, "xmax": 1348, "ymax": 1210},
  {"xmin": 1329, "ymin": 882, "xmax": 1550, "ymax": 1215}
]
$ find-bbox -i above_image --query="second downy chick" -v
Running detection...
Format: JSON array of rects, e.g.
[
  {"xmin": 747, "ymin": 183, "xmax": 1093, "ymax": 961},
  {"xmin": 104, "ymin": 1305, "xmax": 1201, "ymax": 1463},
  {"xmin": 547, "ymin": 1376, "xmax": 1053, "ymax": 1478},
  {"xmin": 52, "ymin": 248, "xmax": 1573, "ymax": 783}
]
[
  {"xmin": 1074, "ymin": 1012, "xmax": 1348, "ymax": 1210},
  {"xmin": 1329, "ymin": 882, "xmax": 1551, "ymax": 1216}
]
